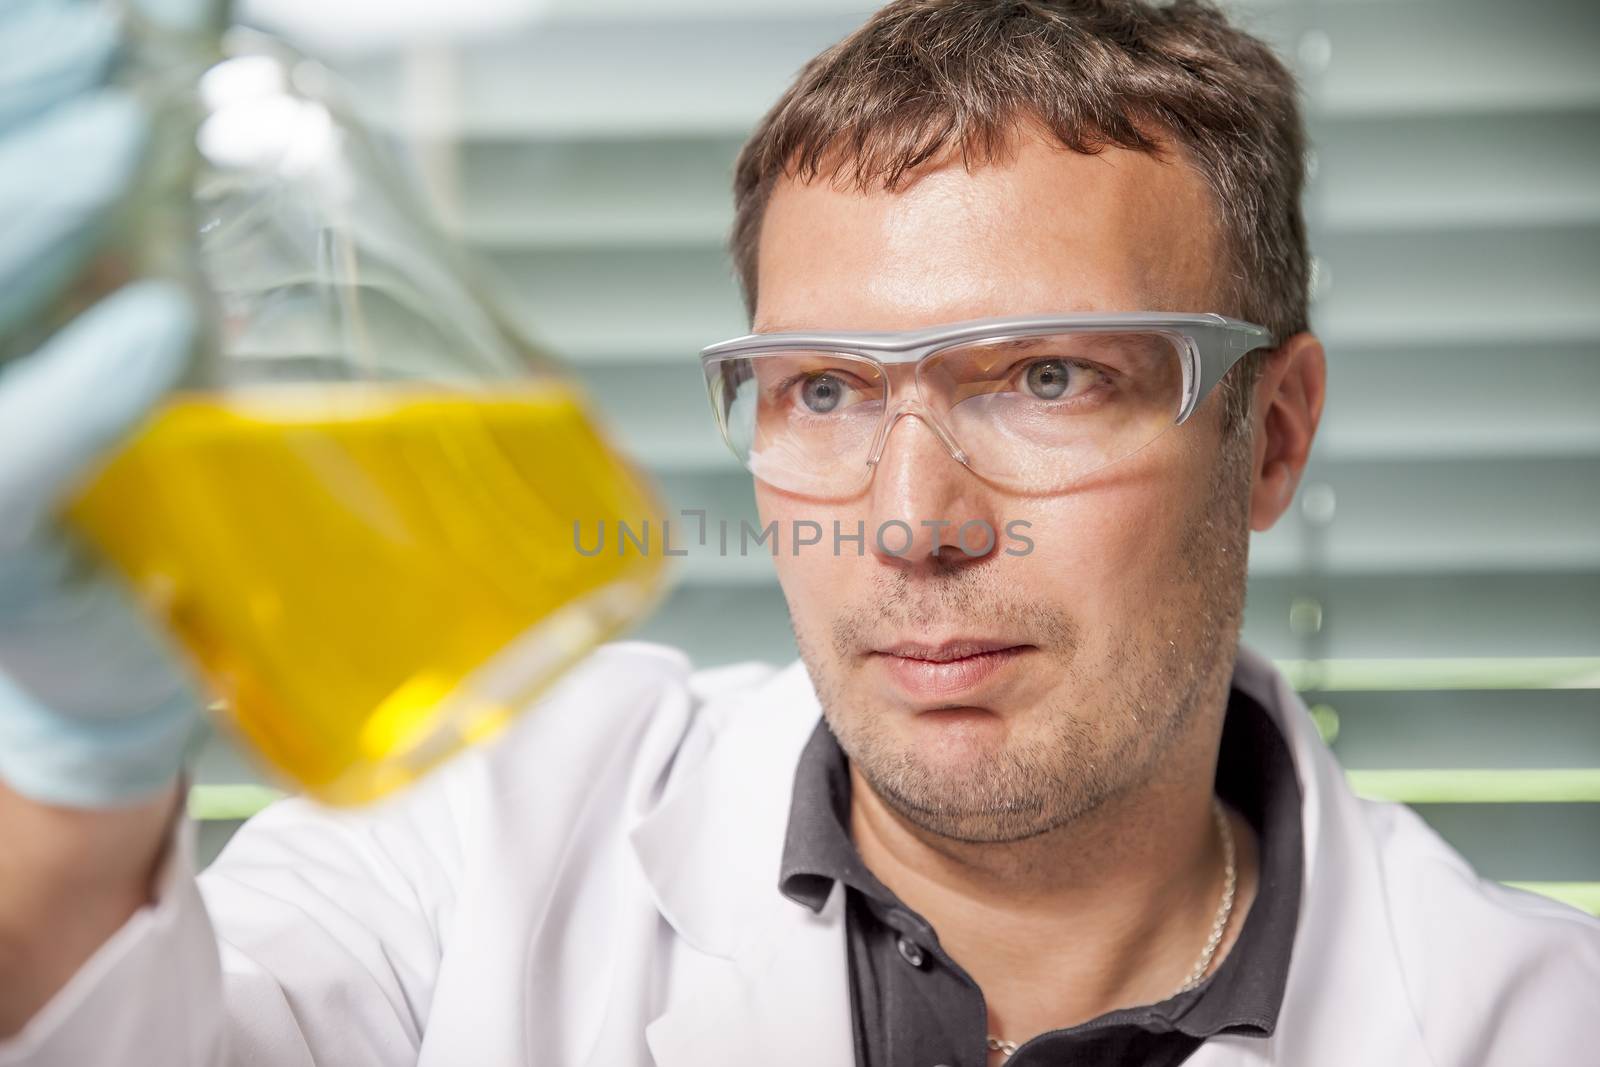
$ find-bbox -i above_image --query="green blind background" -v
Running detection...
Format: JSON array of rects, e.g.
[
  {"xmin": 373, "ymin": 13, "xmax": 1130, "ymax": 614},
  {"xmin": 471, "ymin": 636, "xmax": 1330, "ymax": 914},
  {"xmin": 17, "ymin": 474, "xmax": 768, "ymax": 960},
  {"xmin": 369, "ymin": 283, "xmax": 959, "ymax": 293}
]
[{"xmin": 195, "ymin": 0, "xmax": 1600, "ymax": 915}]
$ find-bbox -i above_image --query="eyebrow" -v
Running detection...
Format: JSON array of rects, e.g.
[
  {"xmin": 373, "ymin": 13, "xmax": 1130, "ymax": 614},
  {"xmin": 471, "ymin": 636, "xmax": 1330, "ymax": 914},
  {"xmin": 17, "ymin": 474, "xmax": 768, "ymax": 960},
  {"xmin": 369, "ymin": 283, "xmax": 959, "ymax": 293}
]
[{"xmin": 970, "ymin": 337, "xmax": 1057, "ymax": 351}]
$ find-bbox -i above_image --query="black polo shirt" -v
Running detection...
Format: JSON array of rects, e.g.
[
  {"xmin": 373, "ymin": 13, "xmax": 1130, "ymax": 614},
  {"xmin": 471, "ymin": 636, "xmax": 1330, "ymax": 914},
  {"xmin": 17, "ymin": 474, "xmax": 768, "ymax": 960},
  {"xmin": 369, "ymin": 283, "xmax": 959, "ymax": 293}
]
[{"xmin": 778, "ymin": 684, "xmax": 1304, "ymax": 1067}]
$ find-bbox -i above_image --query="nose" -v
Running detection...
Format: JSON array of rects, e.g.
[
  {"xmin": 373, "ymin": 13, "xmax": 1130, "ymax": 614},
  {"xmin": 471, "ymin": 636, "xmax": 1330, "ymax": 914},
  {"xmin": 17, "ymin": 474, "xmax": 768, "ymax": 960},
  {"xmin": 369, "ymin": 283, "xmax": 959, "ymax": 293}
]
[{"xmin": 865, "ymin": 408, "xmax": 1004, "ymax": 570}]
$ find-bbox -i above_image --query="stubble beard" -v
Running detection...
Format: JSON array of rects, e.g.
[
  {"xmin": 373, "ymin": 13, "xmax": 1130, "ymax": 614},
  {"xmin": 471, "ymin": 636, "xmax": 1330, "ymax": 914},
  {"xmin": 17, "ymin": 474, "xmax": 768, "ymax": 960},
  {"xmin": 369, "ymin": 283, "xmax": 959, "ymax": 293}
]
[{"xmin": 790, "ymin": 432, "xmax": 1255, "ymax": 845}]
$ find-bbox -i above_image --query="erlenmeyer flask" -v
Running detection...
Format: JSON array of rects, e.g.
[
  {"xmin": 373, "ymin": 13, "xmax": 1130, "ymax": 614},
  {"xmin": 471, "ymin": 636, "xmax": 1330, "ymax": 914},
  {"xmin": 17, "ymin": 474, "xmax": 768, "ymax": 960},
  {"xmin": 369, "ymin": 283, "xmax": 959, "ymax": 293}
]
[{"xmin": 57, "ymin": 5, "xmax": 670, "ymax": 804}]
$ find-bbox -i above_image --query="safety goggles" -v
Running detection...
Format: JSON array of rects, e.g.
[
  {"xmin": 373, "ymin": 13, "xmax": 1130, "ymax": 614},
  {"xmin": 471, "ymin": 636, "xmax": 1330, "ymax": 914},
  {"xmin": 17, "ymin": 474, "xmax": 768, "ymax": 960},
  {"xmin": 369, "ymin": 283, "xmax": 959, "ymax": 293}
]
[{"xmin": 700, "ymin": 312, "xmax": 1274, "ymax": 498}]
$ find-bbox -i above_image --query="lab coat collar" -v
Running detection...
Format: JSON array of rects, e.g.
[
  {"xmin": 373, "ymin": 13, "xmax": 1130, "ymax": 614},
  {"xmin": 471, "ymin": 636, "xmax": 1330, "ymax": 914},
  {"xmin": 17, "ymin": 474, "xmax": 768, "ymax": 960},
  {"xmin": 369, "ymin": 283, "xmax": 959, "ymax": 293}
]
[
  {"xmin": 1224, "ymin": 644, "xmax": 1433, "ymax": 1062},
  {"xmin": 631, "ymin": 643, "xmax": 1434, "ymax": 1065}
]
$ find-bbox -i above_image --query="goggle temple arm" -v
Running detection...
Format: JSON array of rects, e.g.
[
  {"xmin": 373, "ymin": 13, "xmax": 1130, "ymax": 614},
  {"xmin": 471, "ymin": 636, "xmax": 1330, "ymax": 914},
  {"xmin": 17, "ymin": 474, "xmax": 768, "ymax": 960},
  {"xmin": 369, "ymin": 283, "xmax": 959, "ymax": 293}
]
[{"xmin": 1175, "ymin": 323, "xmax": 1276, "ymax": 425}]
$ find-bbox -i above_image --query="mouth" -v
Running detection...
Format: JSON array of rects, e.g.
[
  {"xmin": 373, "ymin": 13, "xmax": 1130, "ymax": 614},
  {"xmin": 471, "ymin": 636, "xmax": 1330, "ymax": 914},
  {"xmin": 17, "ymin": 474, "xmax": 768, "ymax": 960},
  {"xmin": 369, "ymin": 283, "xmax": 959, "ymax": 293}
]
[
  {"xmin": 877, "ymin": 639, "xmax": 1024, "ymax": 662},
  {"xmin": 869, "ymin": 639, "xmax": 1032, "ymax": 700}
]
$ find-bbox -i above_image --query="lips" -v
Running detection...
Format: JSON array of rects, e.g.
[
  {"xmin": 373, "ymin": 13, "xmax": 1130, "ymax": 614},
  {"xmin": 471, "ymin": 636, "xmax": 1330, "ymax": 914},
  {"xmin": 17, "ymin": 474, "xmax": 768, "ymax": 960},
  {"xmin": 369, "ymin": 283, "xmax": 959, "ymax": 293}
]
[
  {"xmin": 878, "ymin": 639, "xmax": 1019, "ymax": 662},
  {"xmin": 871, "ymin": 639, "xmax": 1030, "ymax": 699}
]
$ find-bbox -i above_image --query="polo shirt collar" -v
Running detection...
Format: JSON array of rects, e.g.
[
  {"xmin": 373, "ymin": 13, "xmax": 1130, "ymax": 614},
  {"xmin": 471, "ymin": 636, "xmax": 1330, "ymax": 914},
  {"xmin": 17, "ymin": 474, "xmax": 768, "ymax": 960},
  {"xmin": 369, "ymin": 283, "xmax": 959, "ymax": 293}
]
[{"xmin": 778, "ymin": 682, "xmax": 1305, "ymax": 1039}]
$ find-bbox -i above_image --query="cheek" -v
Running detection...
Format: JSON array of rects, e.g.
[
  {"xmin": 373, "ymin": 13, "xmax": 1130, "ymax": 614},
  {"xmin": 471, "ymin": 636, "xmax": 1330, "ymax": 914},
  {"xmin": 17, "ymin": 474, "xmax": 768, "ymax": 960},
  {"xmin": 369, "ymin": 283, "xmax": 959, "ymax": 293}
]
[
  {"xmin": 1013, "ymin": 446, "xmax": 1213, "ymax": 625},
  {"xmin": 756, "ymin": 487, "xmax": 857, "ymax": 633},
  {"xmin": 1014, "ymin": 493, "xmax": 1158, "ymax": 608}
]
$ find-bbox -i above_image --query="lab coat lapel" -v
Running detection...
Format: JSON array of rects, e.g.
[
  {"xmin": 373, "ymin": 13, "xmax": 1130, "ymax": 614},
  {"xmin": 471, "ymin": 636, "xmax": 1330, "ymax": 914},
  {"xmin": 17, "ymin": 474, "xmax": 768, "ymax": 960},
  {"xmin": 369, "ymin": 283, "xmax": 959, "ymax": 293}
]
[
  {"xmin": 641, "ymin": 884, "xmax": 854, "ymax": 1067},
  {"xmin": 631, "ymin": 659, "xmax": 856, "ymax": 1067},
  {"xmin": 1223, "ymin": 645, "xmax": 1435, "ymax": 1064}
]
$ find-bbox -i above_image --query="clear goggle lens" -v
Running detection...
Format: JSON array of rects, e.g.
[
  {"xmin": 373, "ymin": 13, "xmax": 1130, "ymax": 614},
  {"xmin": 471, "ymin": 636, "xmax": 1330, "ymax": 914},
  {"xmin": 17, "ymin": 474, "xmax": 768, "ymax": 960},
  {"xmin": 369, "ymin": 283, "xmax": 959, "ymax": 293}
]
[{"xmin": 707, "ymin": 330, "xmax": 1189, "ymax": 497}]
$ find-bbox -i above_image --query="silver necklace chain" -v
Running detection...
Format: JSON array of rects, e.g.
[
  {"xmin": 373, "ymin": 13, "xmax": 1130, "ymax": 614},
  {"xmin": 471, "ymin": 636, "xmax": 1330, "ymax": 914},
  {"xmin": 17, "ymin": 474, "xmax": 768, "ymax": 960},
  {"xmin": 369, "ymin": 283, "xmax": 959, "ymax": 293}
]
[{"xmin": 986, "ymin": 797, "xmax": 1237, "ymax": 1059}]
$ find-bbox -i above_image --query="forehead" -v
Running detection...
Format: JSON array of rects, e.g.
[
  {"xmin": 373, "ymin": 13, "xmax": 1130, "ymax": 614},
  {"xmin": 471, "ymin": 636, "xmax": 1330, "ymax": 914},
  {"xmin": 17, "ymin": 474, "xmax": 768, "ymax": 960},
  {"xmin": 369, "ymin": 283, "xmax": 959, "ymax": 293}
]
[{"xmin": 753, "ymin": 128, "xmax": 1221, "ymax": 333}]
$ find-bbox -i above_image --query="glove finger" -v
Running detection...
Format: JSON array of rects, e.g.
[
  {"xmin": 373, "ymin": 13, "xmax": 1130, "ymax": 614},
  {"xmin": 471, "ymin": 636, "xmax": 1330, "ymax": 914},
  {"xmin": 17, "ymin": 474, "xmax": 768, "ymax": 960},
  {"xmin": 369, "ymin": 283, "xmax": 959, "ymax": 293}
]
[
  {"xmin": 0, "ymin": 0, "xmax": 120, "ymax": 132},
  {"xmin": 0, "ymin": 667, "xmax": 202, "ymax": 809},
  {"xmin": 0, "ymin": 89, "xmax": 150, "ymax": 337},
  {"xmin": 0, "ymin": 531, "xmax": 205, "ymax": 726},
  {"xmin": 0, "ymin": 278, "xmax": 195, "ymax": 549}
]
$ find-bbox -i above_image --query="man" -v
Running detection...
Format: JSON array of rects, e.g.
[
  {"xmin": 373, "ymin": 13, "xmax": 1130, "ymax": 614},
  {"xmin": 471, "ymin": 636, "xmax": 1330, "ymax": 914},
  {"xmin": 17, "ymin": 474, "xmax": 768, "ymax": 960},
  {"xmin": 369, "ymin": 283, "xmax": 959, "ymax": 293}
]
[{"xmin": 1, "ymin": 1, "xmax": 1597, "ymax": 1065}]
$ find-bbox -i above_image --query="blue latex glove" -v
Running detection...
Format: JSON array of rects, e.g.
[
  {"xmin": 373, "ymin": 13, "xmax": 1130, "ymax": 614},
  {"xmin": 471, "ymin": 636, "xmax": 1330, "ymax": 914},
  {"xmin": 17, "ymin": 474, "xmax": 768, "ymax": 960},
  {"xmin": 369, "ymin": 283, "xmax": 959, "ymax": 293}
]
[{"xmin": 0, "ymin": 0, "xmax": 207, "ymax": 807}]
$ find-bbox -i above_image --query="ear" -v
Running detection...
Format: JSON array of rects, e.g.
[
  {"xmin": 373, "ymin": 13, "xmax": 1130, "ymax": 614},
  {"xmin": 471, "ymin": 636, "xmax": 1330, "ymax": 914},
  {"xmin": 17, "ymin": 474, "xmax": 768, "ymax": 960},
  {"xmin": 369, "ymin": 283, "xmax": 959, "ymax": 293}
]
[{"xmin": 1248, "ymin": 332, "xmax": 1326, "ymax": 532}]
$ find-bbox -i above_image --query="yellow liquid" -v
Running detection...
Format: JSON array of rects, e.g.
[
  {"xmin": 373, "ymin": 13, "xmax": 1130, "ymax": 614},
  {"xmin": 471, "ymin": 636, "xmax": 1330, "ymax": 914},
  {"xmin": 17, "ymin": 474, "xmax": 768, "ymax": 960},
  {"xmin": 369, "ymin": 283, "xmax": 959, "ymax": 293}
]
[{"xmin": 67, "ymin": 383, "xmax": 667, "ymax": 805}]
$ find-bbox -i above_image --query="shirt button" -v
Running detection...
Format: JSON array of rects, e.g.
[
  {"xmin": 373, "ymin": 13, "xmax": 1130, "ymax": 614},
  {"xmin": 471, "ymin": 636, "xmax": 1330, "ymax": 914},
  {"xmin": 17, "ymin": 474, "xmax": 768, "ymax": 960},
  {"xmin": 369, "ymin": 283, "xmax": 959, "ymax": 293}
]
[{"xmin": 896, "ymin": 935, "xmax": 925, "ymax": 968}]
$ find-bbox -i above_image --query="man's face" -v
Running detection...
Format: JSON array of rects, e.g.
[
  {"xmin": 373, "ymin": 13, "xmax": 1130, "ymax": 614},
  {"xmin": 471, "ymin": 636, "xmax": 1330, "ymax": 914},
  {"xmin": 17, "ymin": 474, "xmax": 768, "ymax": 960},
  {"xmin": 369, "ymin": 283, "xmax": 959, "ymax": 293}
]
[{"xmin": 752, "ymin": 128, "xmax": 1258, "ymax": 844}]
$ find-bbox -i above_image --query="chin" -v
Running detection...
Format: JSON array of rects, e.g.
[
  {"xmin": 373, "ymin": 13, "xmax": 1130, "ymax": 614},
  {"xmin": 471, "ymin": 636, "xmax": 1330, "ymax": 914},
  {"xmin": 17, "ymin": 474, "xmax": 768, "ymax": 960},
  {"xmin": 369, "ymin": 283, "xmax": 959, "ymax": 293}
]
[{"xmin": 903, "ymin": 705, "xmax": 1014, "ymax": 759}]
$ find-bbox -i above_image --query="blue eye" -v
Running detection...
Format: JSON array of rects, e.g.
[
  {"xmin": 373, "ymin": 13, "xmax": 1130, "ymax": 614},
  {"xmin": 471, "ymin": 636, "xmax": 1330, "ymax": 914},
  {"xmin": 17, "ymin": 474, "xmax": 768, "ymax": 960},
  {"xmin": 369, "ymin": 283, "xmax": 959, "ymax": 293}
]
[
  {"xmin": 1022, "ymin": 359, "xmax": 1073, "ymax": 400},
  {"xmin": 800, "ymin": 373, "xmax": 846, "ymax": 413}
]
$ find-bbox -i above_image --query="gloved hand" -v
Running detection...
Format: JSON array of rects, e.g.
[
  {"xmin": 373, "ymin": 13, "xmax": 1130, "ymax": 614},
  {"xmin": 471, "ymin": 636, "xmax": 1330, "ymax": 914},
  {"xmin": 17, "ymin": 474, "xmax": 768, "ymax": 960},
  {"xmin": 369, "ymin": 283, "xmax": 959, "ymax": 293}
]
[{"xmin": 0, "ymin": 0, "xmax": 207, "ymax": 808}]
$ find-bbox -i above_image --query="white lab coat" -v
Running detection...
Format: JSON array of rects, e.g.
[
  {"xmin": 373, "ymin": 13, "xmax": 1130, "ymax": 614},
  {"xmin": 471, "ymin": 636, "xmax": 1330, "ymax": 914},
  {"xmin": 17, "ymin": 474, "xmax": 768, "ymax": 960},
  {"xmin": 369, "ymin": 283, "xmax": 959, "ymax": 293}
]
[{"xmin": 3, "ymin": 640, "xmax": 1597, "ymax": 1066}]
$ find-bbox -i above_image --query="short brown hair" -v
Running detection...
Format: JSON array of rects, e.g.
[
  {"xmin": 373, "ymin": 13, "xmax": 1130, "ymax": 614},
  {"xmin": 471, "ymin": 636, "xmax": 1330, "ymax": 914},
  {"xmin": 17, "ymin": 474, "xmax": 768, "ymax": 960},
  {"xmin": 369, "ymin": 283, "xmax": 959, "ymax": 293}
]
[{"xmin": 730, "ymin": 0, "xmax": 1309, "ymax": 434}]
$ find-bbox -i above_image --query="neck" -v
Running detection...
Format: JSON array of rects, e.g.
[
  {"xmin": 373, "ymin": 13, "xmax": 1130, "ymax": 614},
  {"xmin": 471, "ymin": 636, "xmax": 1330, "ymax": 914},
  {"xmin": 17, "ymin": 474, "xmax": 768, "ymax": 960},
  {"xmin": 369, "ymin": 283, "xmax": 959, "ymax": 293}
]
[{"xmin": 847, "ymin": 717, "xmax": 1259, "ymax": 1042}]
